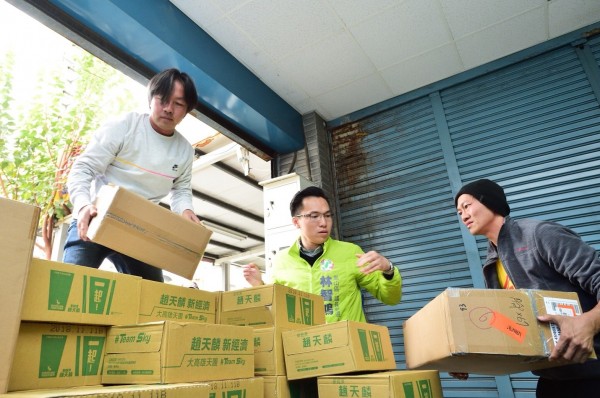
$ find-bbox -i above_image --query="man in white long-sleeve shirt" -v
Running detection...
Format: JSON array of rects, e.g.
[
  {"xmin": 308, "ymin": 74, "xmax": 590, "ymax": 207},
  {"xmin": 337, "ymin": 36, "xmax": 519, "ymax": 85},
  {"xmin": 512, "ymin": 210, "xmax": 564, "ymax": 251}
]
[{"xmin": 63, "ymin": 68, "xmax": 200, "ymax": 281}]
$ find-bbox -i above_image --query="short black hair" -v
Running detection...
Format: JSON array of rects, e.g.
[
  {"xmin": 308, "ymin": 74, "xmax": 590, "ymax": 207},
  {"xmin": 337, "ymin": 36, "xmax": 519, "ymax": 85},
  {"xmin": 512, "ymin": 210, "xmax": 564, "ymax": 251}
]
[
  {"xmin": 290, "ymin": 186, "xmax": 331, "ymax": 216},
  {"xmin": 147, "ymin": 68, "xmax": 198, "ymax": 113}
]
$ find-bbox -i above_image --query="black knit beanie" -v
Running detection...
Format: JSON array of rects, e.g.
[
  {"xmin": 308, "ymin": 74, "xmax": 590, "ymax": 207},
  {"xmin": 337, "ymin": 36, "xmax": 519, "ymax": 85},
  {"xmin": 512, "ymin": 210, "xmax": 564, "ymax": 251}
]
[{"xmin": 454, "ymin": 179, "xmax": 510, "ymax": 216}]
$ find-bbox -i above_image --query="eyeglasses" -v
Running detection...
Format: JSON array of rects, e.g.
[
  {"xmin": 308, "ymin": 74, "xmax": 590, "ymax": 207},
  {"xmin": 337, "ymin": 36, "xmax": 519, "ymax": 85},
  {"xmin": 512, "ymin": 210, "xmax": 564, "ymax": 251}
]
[{"xmin": 295, "ymin": 212, "xmax": 334, "ymax": 222}]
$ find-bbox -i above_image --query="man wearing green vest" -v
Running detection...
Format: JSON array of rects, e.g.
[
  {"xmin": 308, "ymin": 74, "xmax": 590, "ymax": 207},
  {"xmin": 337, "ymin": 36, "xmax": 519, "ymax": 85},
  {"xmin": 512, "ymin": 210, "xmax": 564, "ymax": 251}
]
[{"xmin": 243, "ymin": 186, "xmax": 402, "ymax": 323}]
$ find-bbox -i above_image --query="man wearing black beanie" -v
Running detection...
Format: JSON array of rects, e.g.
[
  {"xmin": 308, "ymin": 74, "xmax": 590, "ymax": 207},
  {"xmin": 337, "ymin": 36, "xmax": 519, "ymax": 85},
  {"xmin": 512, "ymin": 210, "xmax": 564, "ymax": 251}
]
[{"xmin": 453, "ymin": 179, "xmax": 600, "ymax": 398}]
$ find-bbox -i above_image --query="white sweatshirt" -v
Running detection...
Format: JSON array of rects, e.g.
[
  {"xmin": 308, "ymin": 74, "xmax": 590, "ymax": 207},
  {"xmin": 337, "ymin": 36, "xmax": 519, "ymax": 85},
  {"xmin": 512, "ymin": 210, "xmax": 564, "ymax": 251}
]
[{"xmin": 67, "ymin": 112, "xmax": 195, "ymax": 218}]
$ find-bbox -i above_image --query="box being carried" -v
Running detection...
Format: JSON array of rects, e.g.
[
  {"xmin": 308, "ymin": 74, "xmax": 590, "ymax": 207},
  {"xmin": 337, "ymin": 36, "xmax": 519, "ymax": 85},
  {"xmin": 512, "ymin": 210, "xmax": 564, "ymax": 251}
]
[
  {"xmin": 317, "ymin": 370, "xmax": 443, "ymax": 398},
  {"xmin": 8, "ymin": 322, "xmax": 107, "ymax": 392},
  {"xmin": 87, "ymin": 184, "xmax": 212, "ymax": 279},
  {"xmin": 138, "ymin": 280, "xmax": 218, "ymax": 324},
  {"xmin": 22, "ymin": 259, "xmax": 141, "ymax": 326},
  {"xmin": 282, "ymin": 320, "xmax": 396, "ymax": 380},
  {"xmin": 403, "ymin": 288, "xmax": 592, "ymax": 375},
  {"xmin": 219, "ymin": 283, "xmax": 325, "ymax": 328},
  {"xmin": 102, "ymin": 321, "xmax": 254, "ymax": 384}
]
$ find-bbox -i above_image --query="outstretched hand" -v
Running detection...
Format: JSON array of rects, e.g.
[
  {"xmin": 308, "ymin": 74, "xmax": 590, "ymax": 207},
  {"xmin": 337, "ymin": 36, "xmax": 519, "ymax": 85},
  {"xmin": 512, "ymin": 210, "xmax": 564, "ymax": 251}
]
[
  {"xmin": 242, "ymin": 263, "xmax": 264, "ymax": 286},
  {"xmin": 355, "ymin": 251, "xmax": 391, "ymax": 274}
]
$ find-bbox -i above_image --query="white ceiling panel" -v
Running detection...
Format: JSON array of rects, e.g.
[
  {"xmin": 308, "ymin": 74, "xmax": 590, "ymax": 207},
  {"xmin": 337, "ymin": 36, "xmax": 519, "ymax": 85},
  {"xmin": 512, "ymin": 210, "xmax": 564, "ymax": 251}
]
[
  {"xmin": 164, "ymin": 0, "xmax": 600, "ymax": 273},
  {"xmin": 381, "ymin": 43, "xmax": 463, "ymax": 95},
  {"xmin": 456, "ymin": 7, "xmax": 548, "ymax": 69},
  {"xmin": 277, "ymin": 30, "xmax": 375, "ymax": 97},
  {"xmin": 440, "ymin": 0, "xmax": 547, "ymax": 40},
  {"xmin": 172, "ymin": 0, "xmax": 600, "ymax": 120},
  {"xmin": 227, "ymin": 0, "xmax": 344, "ymax": 61},
  {"xmin": 349, "ymin": 0, "xmax": 452, "ymax": 70},
  {"xmin": 549, "ymin": 0, "xmax": 600, "ymax": 38},
  {"xmin": 314, "ymin": 73, "xmax": 392, "ymax": 120}
]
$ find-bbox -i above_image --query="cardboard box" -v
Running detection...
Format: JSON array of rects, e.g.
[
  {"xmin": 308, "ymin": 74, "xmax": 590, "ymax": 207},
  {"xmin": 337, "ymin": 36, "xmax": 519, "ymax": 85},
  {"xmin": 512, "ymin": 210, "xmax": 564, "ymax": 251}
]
[
  {"xmin": 138, "ymin": 280, "xmax": 218, "ymax": 324},
  {"xmin": 0, "ymin": 383, "xmax": 211, "ymax": 398},
  {"xmin": 282, "ymin": 321, "xmax": 396, "ymax": 380},
  {"xmin": 205, "ymin": 377, "xmax": 263, "ymax": 398},
  {"xmin": 102, "ymin": 321, "xmax": 254, "ymax": 384},
  {"xmin": 87, "ymin": 185, "xmax": 212, "ymax": 279},
  {"xmin": 254, "ymin": 327, "xmax": 289, "ymax": 376},
  {"xmin": 403, "ymin": 288, "xmax": 591, "ymax": 375},
  {"xmin": 8, "ymin": 322, "xmax": 107, "ymax": 391},
  {"xmin": 0, "ymin": 198, "xmax": 40, "ymax": 394},
  {"xmin": 263, "ymin": 376, "xmax": 318, "ymax": 398},
  {"xmin": 21, "ymin": 259, "xmax": 141, "ymax": 325},
  {"xmin": 317, "ymin": 370, "xmax": 443, "ymax": 398},
  {"xmin": 220, "ymin": 284, "xmax": 325, "ymax": 328}
]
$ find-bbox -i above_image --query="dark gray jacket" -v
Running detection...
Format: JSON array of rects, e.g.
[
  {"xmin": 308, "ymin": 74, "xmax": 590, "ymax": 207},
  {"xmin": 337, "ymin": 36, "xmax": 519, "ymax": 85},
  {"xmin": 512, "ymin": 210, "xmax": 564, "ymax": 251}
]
[{"xmin": 482, "ymin": 216, "xmax": 600, "ymax": 380}]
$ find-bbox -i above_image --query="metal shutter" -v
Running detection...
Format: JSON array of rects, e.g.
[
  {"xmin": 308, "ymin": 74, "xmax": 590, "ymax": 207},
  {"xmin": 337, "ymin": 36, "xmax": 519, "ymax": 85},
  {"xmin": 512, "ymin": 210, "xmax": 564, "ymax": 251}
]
[{"xmin": 330, "ymin": 37, "xmax": 600, "ymax": 397}]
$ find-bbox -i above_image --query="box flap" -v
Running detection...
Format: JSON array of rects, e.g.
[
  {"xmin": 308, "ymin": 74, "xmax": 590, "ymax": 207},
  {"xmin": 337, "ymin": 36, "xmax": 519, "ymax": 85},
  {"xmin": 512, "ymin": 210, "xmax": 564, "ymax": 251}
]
[{"xmin": 254, "ymin": 328, "xmax": 275, "ymax": 354}]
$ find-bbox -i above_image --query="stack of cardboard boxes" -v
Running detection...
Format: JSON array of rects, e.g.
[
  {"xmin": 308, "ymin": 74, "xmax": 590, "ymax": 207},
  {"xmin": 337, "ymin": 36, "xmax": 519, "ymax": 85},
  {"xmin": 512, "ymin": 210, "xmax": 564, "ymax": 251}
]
[
  {"xmin": 219, "ymin": 283, "xmax": 444, "ymax": 398},
  {"xmin": 0, "ymin": 192, "xmax": 262, "ymax": 398},
  {"xmin": 219, "ymin": 283, "xmax": 324, "ymax": 397},
  {"xmin": 0, "ymin": 192, "xmax": 445, "ymax": 398}
]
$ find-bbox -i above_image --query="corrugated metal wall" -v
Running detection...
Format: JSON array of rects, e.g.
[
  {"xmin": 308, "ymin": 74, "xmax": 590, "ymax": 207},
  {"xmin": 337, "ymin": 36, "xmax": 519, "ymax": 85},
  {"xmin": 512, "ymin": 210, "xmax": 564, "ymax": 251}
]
[{"xmin": 329, "ymin": 35, "xmax": 600, "ymax": 397}]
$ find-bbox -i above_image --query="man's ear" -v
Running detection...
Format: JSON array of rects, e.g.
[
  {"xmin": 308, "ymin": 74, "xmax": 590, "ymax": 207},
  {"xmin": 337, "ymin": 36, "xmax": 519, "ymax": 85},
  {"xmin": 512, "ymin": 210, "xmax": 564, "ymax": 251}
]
[{"xmin": 292, "ymin": 216, "xmax": 300, "ymax": 229}]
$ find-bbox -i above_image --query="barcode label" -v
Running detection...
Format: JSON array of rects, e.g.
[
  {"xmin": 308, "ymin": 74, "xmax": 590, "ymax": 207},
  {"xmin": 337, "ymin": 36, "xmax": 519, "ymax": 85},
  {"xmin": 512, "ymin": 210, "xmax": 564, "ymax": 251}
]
[{"xmin": 543, "ymin": 297, "xmax": 581, "ymax": 344}]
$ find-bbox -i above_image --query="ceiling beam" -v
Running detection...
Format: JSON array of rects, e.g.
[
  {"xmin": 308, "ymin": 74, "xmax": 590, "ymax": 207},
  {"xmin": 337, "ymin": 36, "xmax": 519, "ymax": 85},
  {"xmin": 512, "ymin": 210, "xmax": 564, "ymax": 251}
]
[{"xmin": 17, "ymin": 0, "xmax": 304, "ymax": 156}]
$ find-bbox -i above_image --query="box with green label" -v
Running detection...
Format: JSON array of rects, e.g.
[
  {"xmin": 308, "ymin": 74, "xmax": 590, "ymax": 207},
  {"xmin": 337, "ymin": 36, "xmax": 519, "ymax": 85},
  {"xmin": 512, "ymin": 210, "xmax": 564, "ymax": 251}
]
[
  {"xmin": 219, "ymin": 283, "xmax": 325, "ymax": 328},
  {"xmin": 21, "ymin": 258, "xmax": 141, "ymax": 326},
  {"xmin": 0, "ymin": 198, "xmax": 40, "ymax": 394},
  {"xmin": 282, "ymin": 320, "xmax": 396, "ymax": 380},
  {"xmin": 102, "ymin": 321, "xmax": 254, "ymax": 384},
  {"xmin": 0, "ymin": 382, "xmax": 212, "ymax": 398},
  {"xmin": 138, "ymin": 279, "xmax": 218, "ymax": 324},
  {"xmin": 205, "ymin": 377, "xmax": 263, "ymax": 398},
  {"xmin": 263, "ymin": 376, "xmax": 318, "ymax": 398},
  {"xmin": 317, "ymin": 370, "xmax": 443, "ymax": 398},
  {"xmin": 8, "ymin": 322, "xmax": 107, "ymax": 391}
]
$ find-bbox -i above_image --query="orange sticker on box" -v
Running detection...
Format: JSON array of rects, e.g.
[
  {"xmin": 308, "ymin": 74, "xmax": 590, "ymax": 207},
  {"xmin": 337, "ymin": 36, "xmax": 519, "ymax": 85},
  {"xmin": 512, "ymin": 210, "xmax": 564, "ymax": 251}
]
[{"xmin": 469, "ymin": 307, "xmax": 527, "ymax": 343}]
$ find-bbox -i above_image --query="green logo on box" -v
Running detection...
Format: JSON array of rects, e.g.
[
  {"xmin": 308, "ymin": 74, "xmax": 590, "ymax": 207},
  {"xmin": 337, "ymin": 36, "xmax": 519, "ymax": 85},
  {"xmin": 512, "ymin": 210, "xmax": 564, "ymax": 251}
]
[
  {"xmin": 39, "ymin": 334, "xmax": 67, "ymax": 378},
  {"xmin": 83, "ymin": 275, "xmax": 115, "ymax": 314},
  {"xmin": 48, "ymin": 272, "xmax": 116, "ymax": 315},
  {"xmin": 79, "ymin": 335, "xmax": 105, "ymax": 376},
  {"xmin": 286, "ymin": 294, "xmax": 314, "ymax": 325},
  {"xmin": 48, "ymin": 270, "xmax": 74, "ymax": 311},
  {"xmin": 357, "ymin": 329, "xmax": 384, "ymax": 362},
  {"xmin": 402, "ymin": 380, "xmax": 433, "ymax": 398}
]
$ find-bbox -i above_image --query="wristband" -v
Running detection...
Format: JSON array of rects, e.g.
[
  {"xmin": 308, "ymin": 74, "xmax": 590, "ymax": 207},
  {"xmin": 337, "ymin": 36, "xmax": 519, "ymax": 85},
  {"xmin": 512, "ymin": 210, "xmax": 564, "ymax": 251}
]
[{"xmin": 383, "ymin": 261, "xmax": 395, "ymax": 276}]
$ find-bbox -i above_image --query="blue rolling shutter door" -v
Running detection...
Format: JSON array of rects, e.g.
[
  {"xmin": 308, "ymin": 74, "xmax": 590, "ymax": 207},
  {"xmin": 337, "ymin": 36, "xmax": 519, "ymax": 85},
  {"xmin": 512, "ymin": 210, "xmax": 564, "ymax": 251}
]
[
  {"xmin": 329, "ymin": 97, "xmax": 477, "ymax": 391},
  {"xmin": 444, "ymin": 42, "xmax": 600, "ymax": 247},
  {"xmin": 441, "ymin": 41, "xmax": 600, "ymax": 394},
  {"xmin": 330, "ymin": 37, "xmax": 600, "ymax": 397}
]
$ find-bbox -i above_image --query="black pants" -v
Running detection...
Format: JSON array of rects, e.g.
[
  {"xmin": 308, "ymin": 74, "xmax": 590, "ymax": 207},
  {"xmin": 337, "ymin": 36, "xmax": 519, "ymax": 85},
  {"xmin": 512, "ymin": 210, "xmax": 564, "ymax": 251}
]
[{"xmin": 537, "ymin": 377, "xmax": 600, "ymax": 398}]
